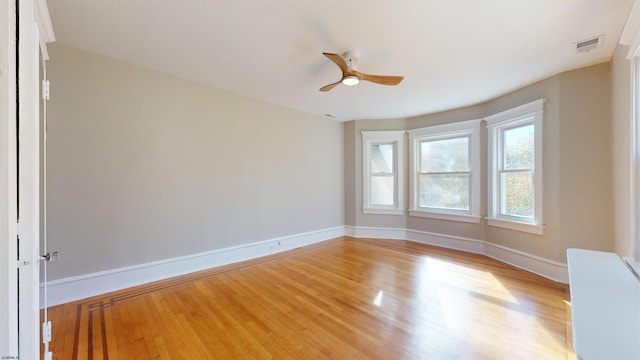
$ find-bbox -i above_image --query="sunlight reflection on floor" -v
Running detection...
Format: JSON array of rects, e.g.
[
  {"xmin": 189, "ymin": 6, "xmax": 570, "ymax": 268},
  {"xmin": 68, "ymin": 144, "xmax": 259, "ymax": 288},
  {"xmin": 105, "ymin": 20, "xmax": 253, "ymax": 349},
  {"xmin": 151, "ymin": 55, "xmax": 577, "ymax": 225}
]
[
  {"xmin": 425, "ymin": 257, "xmax": 519, "ymax": 304},
  {"xmin": 422, "ymin": 256, "xmax": 567, "ymax": 357},
  {"xmin": 372, "ymin": 290, "xmax": 384, "ymax": 306}
]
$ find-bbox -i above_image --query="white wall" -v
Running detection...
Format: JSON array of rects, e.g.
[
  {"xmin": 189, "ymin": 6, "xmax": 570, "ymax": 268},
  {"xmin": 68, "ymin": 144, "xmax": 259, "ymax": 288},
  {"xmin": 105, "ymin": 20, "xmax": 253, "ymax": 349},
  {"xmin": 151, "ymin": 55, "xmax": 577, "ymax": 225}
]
[{"xmin": 45, "ymin": 44, "xmax": 344, "ymax": 280}]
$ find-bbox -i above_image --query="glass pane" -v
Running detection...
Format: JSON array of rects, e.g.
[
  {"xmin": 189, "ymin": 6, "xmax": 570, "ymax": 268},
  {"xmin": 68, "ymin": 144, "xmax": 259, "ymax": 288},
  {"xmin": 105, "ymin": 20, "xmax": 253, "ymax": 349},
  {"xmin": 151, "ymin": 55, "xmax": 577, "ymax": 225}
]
[
  {"xmin": 504, "ymin": 124, "xmax": 534, "ymax": 170},
  {"xmin": 419, "ymin": 174, "xmax": 469, "ymax": 210},
  {"xmin": 371, "ymin": 143, "xmax": 394, "ymax": 174},
  {"xmin": 371, "ymin": 175, "xmax": 394, "ymax": 206},
  {"xmin": 420, "ymin": 137, "xmax": 469, "ymax": 172},
  {"xmin": 501, "ymin": 171, "xmax": 533, "ymax": 217}
]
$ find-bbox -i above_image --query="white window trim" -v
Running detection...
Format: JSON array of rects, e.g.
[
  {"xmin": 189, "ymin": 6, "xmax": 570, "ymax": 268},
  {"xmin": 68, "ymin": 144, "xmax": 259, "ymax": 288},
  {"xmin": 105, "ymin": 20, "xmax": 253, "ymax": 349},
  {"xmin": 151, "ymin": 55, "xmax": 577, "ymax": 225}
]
[
  {"xmin": 486, "ymin": 217, "xmax": 544, "ymax": 235},
  {"xmin": 408, "ymin": 119, "xmax": 482, "ymax": 223},
  {"xmin": 621, "ymin": 4, "xmax": 640, "ymax": 266},
  {"xmin": 361, "ymin": 130, "xmax": 405, "ymax": 215},
  {"xmin": 485, "ymin": 99, "xmax": 544, "ymax": 235},
  {"xmin": 630, "ymin": 57, "xmax": 640, "ymax": 266}
]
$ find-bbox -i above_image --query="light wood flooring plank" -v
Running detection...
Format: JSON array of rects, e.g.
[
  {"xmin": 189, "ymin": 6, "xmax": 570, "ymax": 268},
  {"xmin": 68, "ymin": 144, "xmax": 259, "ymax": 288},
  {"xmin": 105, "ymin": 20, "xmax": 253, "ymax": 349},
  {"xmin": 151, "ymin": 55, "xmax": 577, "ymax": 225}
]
[{"xmin": 43, "ymin": 237, "xmax": 573, "ymax": 359}]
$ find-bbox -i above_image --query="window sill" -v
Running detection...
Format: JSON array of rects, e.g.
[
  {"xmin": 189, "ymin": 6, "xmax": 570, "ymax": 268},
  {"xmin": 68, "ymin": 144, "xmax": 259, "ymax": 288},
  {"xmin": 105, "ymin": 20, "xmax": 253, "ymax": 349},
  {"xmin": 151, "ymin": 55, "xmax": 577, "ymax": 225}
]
[
  {"xmin": 409, "ymin": 210, "xmax": 481, "ymax": 223},
  {"xmin": 486, "ymin": 217, "xmax": 544, "ymax": 235},
  {"xmin": 363, "ymin": 208, "xmax": 405, "ymax": 216}
]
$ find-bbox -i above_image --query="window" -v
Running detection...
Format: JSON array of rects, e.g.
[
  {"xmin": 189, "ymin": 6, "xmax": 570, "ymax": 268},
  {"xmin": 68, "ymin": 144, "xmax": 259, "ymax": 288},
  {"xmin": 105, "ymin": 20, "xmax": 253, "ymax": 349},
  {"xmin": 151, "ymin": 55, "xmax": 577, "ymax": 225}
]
[
  {"xmin": 408, "ymin": 119, "xmax": 481, "ymax": 223},
  {"xmin": 486, "ymin": 99, "xmax": 544, "ymax": 234},
  {"xmin": 361, "ymin": 131, "xmax": 405, "ymax": 215}
]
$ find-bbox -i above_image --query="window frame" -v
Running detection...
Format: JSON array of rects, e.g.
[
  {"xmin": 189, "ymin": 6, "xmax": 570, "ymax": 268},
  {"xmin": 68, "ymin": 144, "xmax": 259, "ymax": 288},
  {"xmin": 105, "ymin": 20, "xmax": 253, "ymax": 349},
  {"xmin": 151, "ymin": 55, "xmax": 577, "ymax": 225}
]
[
  {"xmin": 486, "ymin": 99, "xmax": 544, "ymax": 235},
  {"xmin": 361, "ymin": 131, "xmax": 405, "ymax": 215},
  {"xmin": 408, "ymin": 119, "xmax": 481, "ymax": 223},
  {"xmin": 619, "ymin": 3, "xmax": 640, "ymax": 275}
]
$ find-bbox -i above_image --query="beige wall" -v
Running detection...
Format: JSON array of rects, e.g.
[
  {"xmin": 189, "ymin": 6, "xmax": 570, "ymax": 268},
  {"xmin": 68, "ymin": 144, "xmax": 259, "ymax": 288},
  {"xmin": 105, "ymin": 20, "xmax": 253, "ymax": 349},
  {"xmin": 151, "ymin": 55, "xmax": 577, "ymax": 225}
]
[
  {"xmin": 346, "ymin": 62, "xmax": 614, "ymax": 263},
  {"xmin": 558, "ymin": 63, "xmax": 613, "ymax": 253},
  {"xmin": 344, "ymin": 121, "xmax": 357, "ymax": 226},
  {"xmin": 46, "ymin": 44, "xmax": 344, "ymax": 280},
  {"xmin": 611, "ymin": 44, "xmax": 634, "ymax": 258}
]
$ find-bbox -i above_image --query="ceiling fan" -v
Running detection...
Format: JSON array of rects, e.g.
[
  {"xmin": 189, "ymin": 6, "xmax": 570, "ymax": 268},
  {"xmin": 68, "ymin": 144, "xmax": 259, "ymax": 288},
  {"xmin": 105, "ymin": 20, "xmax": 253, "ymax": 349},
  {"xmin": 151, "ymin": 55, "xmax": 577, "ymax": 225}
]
[{"xmin": 319, "ymin": 51, "xmax": 404, "ymax": 92}]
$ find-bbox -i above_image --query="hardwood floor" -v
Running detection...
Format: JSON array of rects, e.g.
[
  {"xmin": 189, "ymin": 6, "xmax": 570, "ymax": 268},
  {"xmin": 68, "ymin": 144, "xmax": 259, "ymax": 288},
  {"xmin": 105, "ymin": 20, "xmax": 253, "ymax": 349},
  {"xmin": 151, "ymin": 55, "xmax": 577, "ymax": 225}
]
[{"xmin": 44, "ymin": 237, "xmax": 575, "ymax": 359}]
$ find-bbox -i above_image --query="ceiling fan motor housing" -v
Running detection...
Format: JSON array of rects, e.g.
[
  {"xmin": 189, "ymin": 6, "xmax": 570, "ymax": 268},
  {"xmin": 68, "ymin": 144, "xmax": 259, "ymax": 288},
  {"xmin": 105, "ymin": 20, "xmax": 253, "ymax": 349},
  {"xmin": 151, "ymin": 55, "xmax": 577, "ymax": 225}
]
[{"xmin": 343, "ymin": 51, "xmax": 359, "ymax": 71}]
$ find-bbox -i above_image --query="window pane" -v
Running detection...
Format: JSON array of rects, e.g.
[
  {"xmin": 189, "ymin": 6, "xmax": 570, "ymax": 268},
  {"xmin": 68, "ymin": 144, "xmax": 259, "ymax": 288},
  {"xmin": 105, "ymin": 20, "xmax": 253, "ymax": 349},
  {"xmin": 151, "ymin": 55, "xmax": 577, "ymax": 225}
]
[
  {"xmin": 371, "ymin": 143, "xmax": 394, "ymax": 174},
  {"xmin": 501, "ymin": 171, "xmax": 533, "ymax": 217},
  {"xmin": 420, "ymin": 137, "xmax": 469, "ymax": 172},
  {"xmin": 504, "ymin": 124, "xmax": 534, "ymax": 170},
  {"xmin": 371, "ymin": 175, "xmax": 394, "ymax": 206},
  {"xmin": 419, "ymin": 174, "xmax": 469, "ymax": 210}
]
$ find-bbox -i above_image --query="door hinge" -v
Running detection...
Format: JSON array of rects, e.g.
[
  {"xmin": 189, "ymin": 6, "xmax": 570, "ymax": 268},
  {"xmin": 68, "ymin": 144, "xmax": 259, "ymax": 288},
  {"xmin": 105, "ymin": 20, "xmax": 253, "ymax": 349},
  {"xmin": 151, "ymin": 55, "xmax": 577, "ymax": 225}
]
[
  {"xmin": 42, "ymin": 79, "xmax": 50, "ymax": 100},
  {"xmin": 43, "ymin": 320, "xmax": 53, "ymax": 359},
  {"xmin": 16, "ymin": 233, "xmax": 28, "ymax": 268},
  {"xmin": 43, "ymin": 321, "xmax": 52, "ymax": 343}
]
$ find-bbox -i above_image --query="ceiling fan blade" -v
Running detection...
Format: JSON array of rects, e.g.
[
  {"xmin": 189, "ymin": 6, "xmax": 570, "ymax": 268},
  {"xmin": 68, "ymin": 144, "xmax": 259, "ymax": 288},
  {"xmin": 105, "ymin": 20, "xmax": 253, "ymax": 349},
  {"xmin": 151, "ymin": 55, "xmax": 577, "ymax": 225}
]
[
  {"xmin": 354, "ymin": 71, "xmax": 404, "ymax": 86},
  {"xmin": 319, "ymin": 80, "xmax": 342, "ymax": 92},
  {"xmin": 323, "ymin": 52, "xmax": 348, "ymax": 76}
]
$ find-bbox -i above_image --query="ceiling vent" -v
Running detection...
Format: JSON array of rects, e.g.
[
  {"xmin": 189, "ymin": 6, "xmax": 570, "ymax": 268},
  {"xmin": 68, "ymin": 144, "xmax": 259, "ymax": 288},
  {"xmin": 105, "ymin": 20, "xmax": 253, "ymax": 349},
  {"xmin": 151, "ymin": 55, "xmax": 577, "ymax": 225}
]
[{"xmin": 575, "ymin": 35, "xmax": 604, "ymax": 53}]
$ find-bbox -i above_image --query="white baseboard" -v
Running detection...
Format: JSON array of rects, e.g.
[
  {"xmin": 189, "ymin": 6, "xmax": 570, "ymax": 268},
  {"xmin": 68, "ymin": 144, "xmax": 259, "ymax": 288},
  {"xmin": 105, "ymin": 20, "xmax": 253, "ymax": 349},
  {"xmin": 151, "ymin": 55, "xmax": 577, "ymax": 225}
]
[
  {"xmin": 41, "ymin": 225, "xmax": 568, "ymax": 308},
  {"xmin": 344, "ymin": 225, "xmax": 406, "ymax": 240},
  {"xmin": 483, "ymin": 241, "xmax": 568, "ymax": 283},
  {"xmin": 40, "ymin": 226, "xmax": 345, "ymax": 308},
  {"xmin": 351, "ymin": 227, "xmax": 568, "ymax": 283},
  {"xmin": 406, "ymin": 228, "xmax": 485, "ymax": 254}
]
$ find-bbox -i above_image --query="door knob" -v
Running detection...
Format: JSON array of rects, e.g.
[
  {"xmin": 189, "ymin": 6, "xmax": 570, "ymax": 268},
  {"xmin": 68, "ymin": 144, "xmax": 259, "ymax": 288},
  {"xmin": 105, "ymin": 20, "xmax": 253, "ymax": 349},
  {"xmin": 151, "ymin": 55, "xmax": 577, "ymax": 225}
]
[{"xmin": 40, "ymin": 251, "xmax": 59, "ymax": 263}]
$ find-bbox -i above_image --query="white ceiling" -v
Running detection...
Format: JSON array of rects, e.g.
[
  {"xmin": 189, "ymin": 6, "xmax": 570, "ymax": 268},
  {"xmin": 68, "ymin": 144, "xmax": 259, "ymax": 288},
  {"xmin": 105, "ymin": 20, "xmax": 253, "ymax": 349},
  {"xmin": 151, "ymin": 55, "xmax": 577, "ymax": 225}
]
[{"xmin": 47, "ymin": 0, "xmax": 633, "ymax": 121}]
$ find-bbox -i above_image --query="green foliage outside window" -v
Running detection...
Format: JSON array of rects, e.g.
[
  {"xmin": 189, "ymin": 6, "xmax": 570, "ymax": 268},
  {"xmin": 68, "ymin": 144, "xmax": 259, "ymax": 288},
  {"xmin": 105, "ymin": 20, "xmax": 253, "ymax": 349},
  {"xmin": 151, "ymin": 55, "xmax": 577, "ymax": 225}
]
[{"xmin": 502, "ymin": 125, "xmax": 534, "ymax": 217}]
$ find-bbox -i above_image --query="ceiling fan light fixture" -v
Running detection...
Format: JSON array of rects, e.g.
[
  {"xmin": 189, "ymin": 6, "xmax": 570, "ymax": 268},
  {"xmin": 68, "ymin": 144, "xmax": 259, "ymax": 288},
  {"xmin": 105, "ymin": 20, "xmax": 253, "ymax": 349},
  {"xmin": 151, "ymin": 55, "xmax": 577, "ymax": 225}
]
[
  {"xmin": 319, "ymin": 52, "xmax": 403, "ymax": 92},
  {"xmin": 342, "ymin": 75, "xmax": 360, "ymax": 86}
]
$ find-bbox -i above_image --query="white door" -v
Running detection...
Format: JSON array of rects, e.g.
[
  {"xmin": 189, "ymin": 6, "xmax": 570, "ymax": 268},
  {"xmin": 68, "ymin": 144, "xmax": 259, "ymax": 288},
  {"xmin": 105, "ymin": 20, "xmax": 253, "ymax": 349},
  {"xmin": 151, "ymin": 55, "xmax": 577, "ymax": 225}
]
[
  {"xmin": 17, "ymin": 0, "xmax": 43, "ymax": 359},
  {"xmin": 1, "ymin": 1, "xmax": 54, "ymax": 358}
]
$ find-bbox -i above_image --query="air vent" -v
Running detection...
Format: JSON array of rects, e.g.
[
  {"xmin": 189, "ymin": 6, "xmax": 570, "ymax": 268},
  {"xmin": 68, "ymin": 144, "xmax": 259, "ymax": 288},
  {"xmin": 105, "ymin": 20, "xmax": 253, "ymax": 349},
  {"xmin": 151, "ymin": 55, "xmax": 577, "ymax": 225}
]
[{"xmin": 575, "ymin": 35, "xmax": 604, "ymax": 53}]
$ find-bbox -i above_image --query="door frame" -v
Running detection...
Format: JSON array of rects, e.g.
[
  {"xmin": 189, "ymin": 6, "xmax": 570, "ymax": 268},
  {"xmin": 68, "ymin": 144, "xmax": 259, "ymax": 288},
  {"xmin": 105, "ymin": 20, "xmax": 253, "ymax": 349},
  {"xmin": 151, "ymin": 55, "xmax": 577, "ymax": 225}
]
[{"xmin": 0, "ymin": 0, "xmax": 19, "ymax": 355}]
